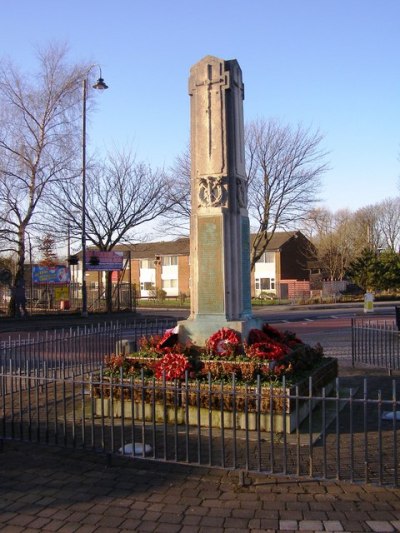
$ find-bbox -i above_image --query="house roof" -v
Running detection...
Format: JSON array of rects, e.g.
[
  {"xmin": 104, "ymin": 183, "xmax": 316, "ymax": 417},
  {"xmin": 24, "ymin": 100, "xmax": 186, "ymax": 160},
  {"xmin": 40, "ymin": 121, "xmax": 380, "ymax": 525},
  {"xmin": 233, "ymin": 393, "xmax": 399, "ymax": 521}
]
[
  {"xmin": 114, "ymin": 232, "xmax": 302, "ymax": 259},
  {"xmin": 115, "ymin": 238, "xmax": 190, "ymax": 259},
  {"xmin": 250, "ymin": 231, "xmax": 300, "ymax": 251}
]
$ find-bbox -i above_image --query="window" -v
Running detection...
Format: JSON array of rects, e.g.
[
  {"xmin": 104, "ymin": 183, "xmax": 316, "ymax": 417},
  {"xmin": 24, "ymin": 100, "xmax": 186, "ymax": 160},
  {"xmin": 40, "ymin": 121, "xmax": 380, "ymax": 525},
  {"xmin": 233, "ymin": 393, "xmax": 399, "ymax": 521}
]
[
  {"xmin": 255, "ymin": 278, "xmax": 275, "ymax": 291},
  {"xmin": 257, "ymin": 252, "xmax": 274, "ymax": 263},
  {"xmin": 162, "ymin": 256, "xmax": 178, "ymax": 266},
  {"xmin": 140, "ymin": 282, "xmax": 155, "ymax": 290},
  {"xmin": 161, "ymin": 279, "xmax": 178, "ymax": 289},
  {"xmin": 140, "ymin": 259, "xmax": 155, "ymax": 269}
]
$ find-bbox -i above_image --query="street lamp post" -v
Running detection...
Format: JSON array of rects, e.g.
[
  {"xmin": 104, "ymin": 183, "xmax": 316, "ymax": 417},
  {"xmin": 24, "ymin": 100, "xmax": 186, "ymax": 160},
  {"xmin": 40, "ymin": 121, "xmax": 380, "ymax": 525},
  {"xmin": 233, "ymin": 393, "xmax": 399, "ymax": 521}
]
[{"xmin": 81, "ymin": 69, "xmax": 108, "ymax": 317}]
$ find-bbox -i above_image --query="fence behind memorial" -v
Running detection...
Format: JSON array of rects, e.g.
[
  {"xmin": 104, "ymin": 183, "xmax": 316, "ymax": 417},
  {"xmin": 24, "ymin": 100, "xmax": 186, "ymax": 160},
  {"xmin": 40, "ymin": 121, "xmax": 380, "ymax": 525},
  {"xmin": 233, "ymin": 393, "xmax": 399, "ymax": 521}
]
[
  {"xmin": 352, "ymin": 318, "xmax": 400, "ymax": 372},
  {"xmin": 0, "ymin": 317, "xmax": 176, "ymax": 379}
]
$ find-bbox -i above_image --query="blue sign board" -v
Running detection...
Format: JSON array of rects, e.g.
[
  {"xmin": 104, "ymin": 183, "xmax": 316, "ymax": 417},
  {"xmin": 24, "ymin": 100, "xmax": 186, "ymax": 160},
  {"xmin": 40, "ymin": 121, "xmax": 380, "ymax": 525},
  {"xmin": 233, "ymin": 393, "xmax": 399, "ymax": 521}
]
[{"xmin": 32, "ymin": 265, "xmax": 70, "ymax": 284}]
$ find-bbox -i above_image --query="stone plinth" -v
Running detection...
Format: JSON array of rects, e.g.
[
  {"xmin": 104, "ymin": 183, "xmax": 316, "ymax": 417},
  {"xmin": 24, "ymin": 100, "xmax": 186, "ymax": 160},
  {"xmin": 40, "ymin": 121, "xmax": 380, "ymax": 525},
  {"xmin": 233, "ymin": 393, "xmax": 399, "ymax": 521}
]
[{"xmin": 92, "ymin": 358, "xmax": 338, "ymax": 434}]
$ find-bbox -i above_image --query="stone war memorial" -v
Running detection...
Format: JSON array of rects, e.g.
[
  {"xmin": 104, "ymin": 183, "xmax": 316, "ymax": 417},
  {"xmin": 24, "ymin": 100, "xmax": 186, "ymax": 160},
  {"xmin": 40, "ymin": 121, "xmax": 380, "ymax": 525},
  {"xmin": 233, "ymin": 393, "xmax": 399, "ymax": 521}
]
[
  {"xmin": 94, "ymin": 56, "xmax": 337, "ymax": 434},
  {"xmin": 178, "ymin": 55, "xmax": 261, "ymax": 345}
]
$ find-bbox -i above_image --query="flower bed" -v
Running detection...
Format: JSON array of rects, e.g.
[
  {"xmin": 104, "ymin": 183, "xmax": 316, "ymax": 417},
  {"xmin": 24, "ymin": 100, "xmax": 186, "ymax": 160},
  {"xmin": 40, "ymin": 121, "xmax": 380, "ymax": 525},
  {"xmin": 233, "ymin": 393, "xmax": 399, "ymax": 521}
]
[
  {"xmin": 101, "ymin": 324, "xmax": 326, "ymax": 385},
  {"xmin": 92, "ymin": 324, "xmax": 338, "ymax": 432}
]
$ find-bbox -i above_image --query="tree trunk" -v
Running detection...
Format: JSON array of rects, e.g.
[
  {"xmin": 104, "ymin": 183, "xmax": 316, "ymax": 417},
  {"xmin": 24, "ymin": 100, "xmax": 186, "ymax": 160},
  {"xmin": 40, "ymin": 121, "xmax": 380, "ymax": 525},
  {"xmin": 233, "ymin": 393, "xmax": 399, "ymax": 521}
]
[
  {"xmin": 8, "ymin": 229, "xmax": 27, "ymax": 318},
  {"xmin": 105, "ymin": 271, "xmax": 113, "ymax": 313}
]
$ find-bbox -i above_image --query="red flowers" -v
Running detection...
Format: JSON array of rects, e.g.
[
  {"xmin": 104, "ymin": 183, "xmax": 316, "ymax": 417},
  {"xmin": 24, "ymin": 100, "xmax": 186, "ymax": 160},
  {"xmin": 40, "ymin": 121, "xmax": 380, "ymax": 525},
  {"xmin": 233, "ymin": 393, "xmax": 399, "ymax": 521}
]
[
  {"xmin": 104, "ymin": 354, "xmax": 126, "ymax": 372},
  {"xmin": 155, "ymin": 352, "xmax": 191, "ymax": 381},
  {"xmin": 206, "ymin": 328, "xmax": 242, "ymax": 358},
  {"xmin": 104, "ymin": 322, "xmax": 321, "ymax": 384},
  {"xmin": 245, "ymin": 340, "xmax": 289, "ymax": 361}
]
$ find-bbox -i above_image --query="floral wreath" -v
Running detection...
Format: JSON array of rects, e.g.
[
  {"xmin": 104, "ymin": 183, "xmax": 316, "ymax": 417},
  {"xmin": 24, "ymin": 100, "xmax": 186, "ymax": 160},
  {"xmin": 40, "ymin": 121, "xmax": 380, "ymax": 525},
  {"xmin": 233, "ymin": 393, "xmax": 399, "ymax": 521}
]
[
  {"xmin": 206, "ymin": 327, "xmax": 242, "ymax": 358},
  {"xmin": 155, "ymin": 351, "xmax": 191, "ymax": 381}
]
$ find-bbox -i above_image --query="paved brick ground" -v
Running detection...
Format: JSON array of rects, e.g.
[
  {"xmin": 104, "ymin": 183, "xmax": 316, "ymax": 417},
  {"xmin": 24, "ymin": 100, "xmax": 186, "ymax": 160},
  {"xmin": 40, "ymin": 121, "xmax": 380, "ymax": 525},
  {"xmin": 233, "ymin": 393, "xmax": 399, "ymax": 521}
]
[
  {"xmin": 1, "ymin": 311, "xmax": 400, "ymax": 532},
  {"xmin": 1, "ymin": 440, "xmax": 400, "ymax": 532}
]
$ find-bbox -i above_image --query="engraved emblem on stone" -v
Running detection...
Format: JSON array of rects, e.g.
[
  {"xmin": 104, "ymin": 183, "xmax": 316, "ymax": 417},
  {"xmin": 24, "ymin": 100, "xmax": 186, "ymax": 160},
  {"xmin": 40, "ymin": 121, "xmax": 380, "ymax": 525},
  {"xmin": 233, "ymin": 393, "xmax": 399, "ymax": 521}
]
[
  {"xmin": 198, "ymin": 176, "xmax": 227, "ymax": 207},
  {"xmin": 236, "ymin": 178, "xmax": 247, "ymax": 208}
]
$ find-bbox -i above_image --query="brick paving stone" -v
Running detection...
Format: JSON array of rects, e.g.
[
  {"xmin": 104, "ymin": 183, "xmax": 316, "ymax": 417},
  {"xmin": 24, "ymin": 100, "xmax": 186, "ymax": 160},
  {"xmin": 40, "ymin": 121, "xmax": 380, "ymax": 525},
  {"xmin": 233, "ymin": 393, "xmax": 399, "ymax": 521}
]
[
  {"xmin": 129, "ymin": 501, "xmax": 149, "ymax": 510},
  {"xmin": 5, "ymin": 514, "xmax": 35, "ymax": 527},
  {"xmin": 324, "ymin": 511, "xmax": 347, "ymax": 522},
  {"xmin": 224, "ymin": 527, "xmax": 249, "ymax": 533},
  {"xmin": 141, "ymin": 510, "xmax": 163, "ymax": 522},
  {"xmin": 158, "ymin": 513, "xmax": 184, "ymax": 524},
  {"xmin": 119, "ymin": 518, "xmax": 141, "ymax": 530},
  {"xmin": 153, "ymin": 524, "xmax": 181, "ymax": 533},
  {"xmin": 366, "ymin": 521, "xmax": 396, "ymax": 532},
  {"xmin": 258, "ymin": 518, "xmax": 280, "ymax": 530},
  {"xmin": 57, "ymin": 522, "xmax": 83, "ymax": 533},
  {"xmin": 162, "ymin": 504, "xmax": 188, "ymax": 514},
  {"xmin": 286, "ymin": 501, "xmax": 311, "ymax": 511},
  {"xmin": 302, "ymin": 510, "xmax": 329, "ymax": 520},
  {"xmin": 252, "ymin": 506, "xmax": 278, "ymax": 516},
  {"xmin": 77, "ymin": 513, "xmax": 103, "ymax": 525},
  {"xmin": 199, "ymin": 515, "xmax": 225, "ymax": 527},
  {"xmin": 179, "ymin": 497, "xmax": 203, "ymax": 506},
  {"xmin": 279, "ymin": 510, "xmax": 304, "ymax": 521},
  {"xmin": 35, "ymin": 508, "xmax": 58, "ymax": 519},
  {"xmin": 199, "ymin": 526, "xmax": 225, "ymax": 533},
  {"xmin": 180, "ymin": 527, "xmax": 200, "ymax": 533},
  {"xmin": 74, "ymin": 526, "xmax": 98, "ymax": 533},
  {"xmin": 239, "ymin": 499, "xmax": 263, "ymax": 510},
  {"xmin": 207, "ymin": 507, "xmax": 232, "ymax": 517},
  {"xmin": 182, "ymin": 514, "xmax": 202, "ymax": 526},
  {"xmin": 369, "ymin": 511, "xmax": 399, "ymax": 521},
  {"xmin": 232, "ymin": 508, "xmax": 258, "ymax": 519},
  {"xmin": 224, "ymin": 517, "xmax": 250, "ymax": 528},
  {"xmin": 323, "ymin": 520, "xmax": 344, "ymax": 531},
  {"xmin": 340, "ymin": 520, "xmax": 371, "ymax": 531},
  {"xmin": 248, "ymin": 518, "xmax": 261, "ymax": 529},
  {"xmin": 279, "ymin": 519, "xmax": 298, "ymax": 530},
  {"xmin": 41, "ymin": 519, "xmax": 66, "ymax": 531},
  {"xmin": 298, "ymin": 520, "xmax": 324, "ymax": 530},
  {"xmin": 136, "ymin": 521, "xmax": 159, "ymax": 532},
  {"xmin": 67, "ymin": 511, "xmax": 93, "ymax": 523},
  {"xmin": 123, "ymin": 508, "xmax": 146, "ymax": 519},
  {"xmin": 26, "ymin": 516, "xmax": 53, "ymax": 529},
  {"xmin": 186, "ymin": 506, "xmax": 209, "ymax": 516}
]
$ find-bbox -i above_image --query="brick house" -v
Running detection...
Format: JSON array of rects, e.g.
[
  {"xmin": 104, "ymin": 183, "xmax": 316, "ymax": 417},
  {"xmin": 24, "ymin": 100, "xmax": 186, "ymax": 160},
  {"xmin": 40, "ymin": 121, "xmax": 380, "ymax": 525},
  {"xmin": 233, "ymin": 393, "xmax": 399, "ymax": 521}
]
[
  {"xmin": 252, "ymin": 231, "xmax": 317, "ymax": 299},
  {"xmin": 96, "ymin": 230, "xmax": 316, "ymax": 300}
]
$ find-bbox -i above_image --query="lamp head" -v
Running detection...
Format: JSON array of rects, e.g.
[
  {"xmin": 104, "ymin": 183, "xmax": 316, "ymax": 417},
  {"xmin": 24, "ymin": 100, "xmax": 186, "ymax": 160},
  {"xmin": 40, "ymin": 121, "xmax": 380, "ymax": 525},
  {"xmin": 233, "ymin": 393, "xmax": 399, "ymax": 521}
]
[{"xmin": 93, "ymin": 77, "xmax": 108, "ymax": 90}]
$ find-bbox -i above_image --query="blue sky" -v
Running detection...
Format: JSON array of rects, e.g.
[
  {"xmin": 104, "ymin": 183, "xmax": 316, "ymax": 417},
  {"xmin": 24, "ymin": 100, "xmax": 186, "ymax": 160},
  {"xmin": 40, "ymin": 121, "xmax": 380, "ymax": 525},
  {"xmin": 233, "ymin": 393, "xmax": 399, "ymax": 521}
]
[{"xmin": 2, "ymin": 0, "xmax": 400, "ymax": 215}]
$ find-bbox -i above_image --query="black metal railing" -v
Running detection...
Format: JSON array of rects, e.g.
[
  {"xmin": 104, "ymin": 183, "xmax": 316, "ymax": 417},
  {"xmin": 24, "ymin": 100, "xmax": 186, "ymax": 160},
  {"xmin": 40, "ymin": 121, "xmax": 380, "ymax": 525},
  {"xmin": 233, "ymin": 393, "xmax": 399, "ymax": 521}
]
[
  {"xmin": 1, "ymin": 367, "xmax": 399, "ymax": 487},
  {"xmin": 352, "ymin": 318, "xmax": 400, "ymax": 371},
  {"xmin": 0, "ymin": 318, "xmax": 176, "ymax": 380}
]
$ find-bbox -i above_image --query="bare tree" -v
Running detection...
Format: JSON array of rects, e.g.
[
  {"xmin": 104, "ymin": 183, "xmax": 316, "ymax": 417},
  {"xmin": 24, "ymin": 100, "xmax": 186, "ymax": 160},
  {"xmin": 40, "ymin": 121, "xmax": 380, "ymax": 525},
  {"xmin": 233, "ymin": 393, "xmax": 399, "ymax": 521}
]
[
  {"xmin": 375, "ymin": 197, "xmax": 400, "ymax": 251},
  {"xmin": 246, "ymin": 118, "xmax": 329, "ymax": 270},
  {"xmin": 350, "ymin": 205, "xmax": 382, "ymax": 253},
  {"xmin": 156, "ymin": 144, "xmax": 191, "ymax": 236},
  {"xmin": 0, "ymin": 43, "xmax": 88, "ymax": 316},
  {"xmin": 46, "ymin": 149, "xmax": 172, "ymax": 311},
  {"xmin": 305, "ymin": 208, "xmax": 356, "ymax": 280}
]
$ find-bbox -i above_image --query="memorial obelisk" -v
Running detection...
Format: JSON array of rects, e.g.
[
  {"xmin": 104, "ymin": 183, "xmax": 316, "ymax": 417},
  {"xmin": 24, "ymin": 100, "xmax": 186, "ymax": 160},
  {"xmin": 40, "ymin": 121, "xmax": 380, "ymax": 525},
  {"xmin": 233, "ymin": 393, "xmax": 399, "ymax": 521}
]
[{"xmin": 178, "ymin": 55, "xmax": 260, "ymax": 346}]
